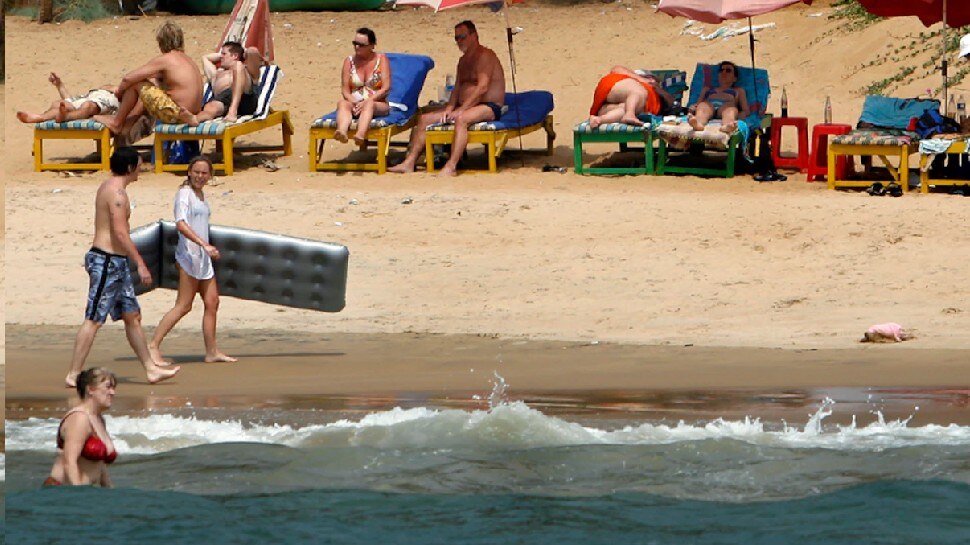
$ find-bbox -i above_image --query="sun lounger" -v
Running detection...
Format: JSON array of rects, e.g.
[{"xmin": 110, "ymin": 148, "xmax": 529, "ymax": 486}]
[
  {"xmin": 32, "ymin": 115, "xmax": 154, "ymax": 172},
  {"xmin": 827, "ymin": 96, "xmax": 936, "ymax": 192},
  {"xmin": 424, "ymin": 90, "xmax": 555, "ymax": 173},
  {"xmin": 573, "ymin": 70, "xmax": 687, "ymax": 175},
  {"xmin": 153, "ymin": 64, "xmax": 293, "ymax": 176},
  {"xmin": 308, "ymin": 53, "xmax": 435, "ymax": 174},
  {"xmin": 654, "ymin": 63, "xmax": 770, "ymax": 178}
]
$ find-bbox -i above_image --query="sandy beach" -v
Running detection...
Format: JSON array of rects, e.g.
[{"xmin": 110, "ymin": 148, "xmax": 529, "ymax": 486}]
[{"xmin": 4, "ymin": 2, "xmax": 970, "ymax": 407}]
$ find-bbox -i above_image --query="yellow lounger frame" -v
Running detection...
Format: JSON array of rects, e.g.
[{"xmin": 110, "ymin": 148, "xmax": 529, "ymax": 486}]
[
  {"xmin": 154, "ymin": 110, "xmax": 294, "ymax": 176},
  {"xmin": 424, "ymin": 115, "xmax": 556, "ymax": 173},
  {"xmin": 308, "ymin": 117, "xmax": 417, "ymax": 174},
  {"xmin": 827, "ymin": 142, "xmax": 913, "ymax": 191},
  {"xmin": 33, "ymin": 125, "xmax": 113, "ymax": 172}
]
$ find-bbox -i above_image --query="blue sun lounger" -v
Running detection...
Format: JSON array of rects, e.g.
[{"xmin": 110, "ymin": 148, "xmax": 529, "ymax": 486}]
[{"xmin": 309, "ymin": 53, "xmax": 435, "ymax": 174}]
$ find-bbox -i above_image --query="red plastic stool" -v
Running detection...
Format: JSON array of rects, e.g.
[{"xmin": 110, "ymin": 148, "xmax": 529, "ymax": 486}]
[
  {"xmin": 770, "ymin": 117, "xmax": 809, "ymax": 172},
  {"xmin": 807, "ymin": 123, "xmax": 852, "ymax": 182}
]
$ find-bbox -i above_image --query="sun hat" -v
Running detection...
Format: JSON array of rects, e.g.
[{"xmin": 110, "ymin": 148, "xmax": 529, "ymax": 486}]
[{"xmin": 960, "ymin": 33, "xmax": 970, "ymax": 58}]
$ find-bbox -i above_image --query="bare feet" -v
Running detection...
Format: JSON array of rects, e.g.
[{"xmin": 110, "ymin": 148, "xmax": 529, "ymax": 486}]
[
  {"xmin": 147, "ymin": 344, "xmax": 174, "ymax": 367},
  {"xmin": 353, "ymin": 134, "xmax": 367, "ymax": 146},
  {"xmin": 205, "ymin": 352, "xmax": 238, "ymax": 363},
  {"xmin": 65, "ymin": 372, "xmax": 79, "ymax": 389},
  {"xmin": 334, "ymin": 130, "xmax": 349, "ymax": 143},
  {"xmin": 177, "ymin": 106, "xmax": 199, "ymax": 127},
  {"xmin": 619, "ymin": 116, "xmax": 644, "ymax": 126},
  {"xmin": 17, "ymin": 111, "xmax": 45, "ymax": 123},
  {"xmin": 720, "ymin": 122, "xmax": 738, "ymax": 134},
  {"xmin": 146, "ymin": 365, "xmax": 180, "ymax": 384},
  {"xmin": 688, "ymin": 115, "xmax": 704, "ymax": 131},
  {"xmin": 55, "ymin": 102, "xmax": 71, "ymax": 122},
  {"xmin": 437, "ymin": 165, "xmax": 458, "ymax": 177},
  {"xmin": 589, "ymin": 116, "xmax": 602, "ymax": 129},
  {"xmin": 388, "ymin": 161, "xmax": 415, "ymax": 174},
  {"xmin": 224, "ymin": 111, "xmax": 238, "ymax": 123},
  {"xmin": 92, "ymin": 114, "xmax": 121, "ymax": 134}
]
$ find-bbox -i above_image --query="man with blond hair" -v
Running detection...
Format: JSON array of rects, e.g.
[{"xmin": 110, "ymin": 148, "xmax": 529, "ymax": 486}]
[{"xmin": 95, "ymin": 21, "xmax": 204, "ymax": 135}]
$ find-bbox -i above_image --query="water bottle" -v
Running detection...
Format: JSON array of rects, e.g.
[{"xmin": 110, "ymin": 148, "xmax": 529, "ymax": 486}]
[
  {"xmin": 948, "ymin": 94, "xmax": 956, "ymax": 117},
  {"xmin": 958, "ymin": 94, "xmax": 966, "ymax": 123},
  {"xmin": 445, "ymin": 73, "xmax": 455, "ymax": 101},
  {"xmin": 781, "ymin": 87, "xmax": 789, "ymax": 118},
  {"xmin": 824, "ymin": 95, "xmax": 832, "ymax": 124}
]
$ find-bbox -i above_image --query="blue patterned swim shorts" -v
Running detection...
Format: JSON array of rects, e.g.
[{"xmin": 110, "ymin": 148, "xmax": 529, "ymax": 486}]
[{"xmin": 84, "ymin": 247, "xmax": 140, "ymax": 323}]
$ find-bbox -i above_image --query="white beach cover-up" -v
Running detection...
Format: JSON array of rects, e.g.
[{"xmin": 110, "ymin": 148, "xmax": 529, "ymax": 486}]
[{"xmin": 174, "ymin": 186, "xmax": 214, "ymax": 280}]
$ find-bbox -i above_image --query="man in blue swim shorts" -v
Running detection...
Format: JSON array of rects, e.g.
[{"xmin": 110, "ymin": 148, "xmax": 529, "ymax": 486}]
[{"xmin": 66, "ymin": 147, "xmax": 180, "ymax": 388}]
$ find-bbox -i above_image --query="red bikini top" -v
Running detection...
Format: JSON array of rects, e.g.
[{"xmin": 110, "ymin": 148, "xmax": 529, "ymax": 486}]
[{"xmin": 57, "ymin": 411, "xmax": 117, "ymax": 464}]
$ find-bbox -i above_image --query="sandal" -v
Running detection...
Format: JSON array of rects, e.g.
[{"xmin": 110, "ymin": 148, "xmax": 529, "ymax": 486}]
[
  {"xmin": 886, "ymin": 182, "xmax": 903, "ymax": 197},
  {"xmin": 866, "ymin": 182, "xmax": 886, "ymax": 196}
]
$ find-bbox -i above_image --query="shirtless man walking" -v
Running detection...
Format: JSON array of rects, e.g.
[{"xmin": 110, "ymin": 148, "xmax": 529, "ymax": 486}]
[
  {"xmin": 95, "ymin": 21, "xmax": 204, "ymax": 135},
  {"xmin": 66, "ymin": 147, "xmax": 180, "ymax": 388},
  {"xmin": 389, "ymin": 20, "xmax": 506, "ymax": 177},
  {"xmin": 178, "ymin": 41, "xmax": 264, "ymax": 126}
]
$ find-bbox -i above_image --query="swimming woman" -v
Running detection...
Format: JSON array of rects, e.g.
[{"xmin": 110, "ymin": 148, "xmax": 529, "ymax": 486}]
[
  {"xmin": 334, "ymin": 27, "xmax": 393, "ymax": 145},
  {"xmin": 688, "ymin": 60, "xmax": 750, "ymax": 133},
  {"xmin": 46, "ymin": 367, "xmax": 118, "ymax": 487},
  {"xmin": 149, "ymin": 156, "xmax": 236, "ymax": 364}
]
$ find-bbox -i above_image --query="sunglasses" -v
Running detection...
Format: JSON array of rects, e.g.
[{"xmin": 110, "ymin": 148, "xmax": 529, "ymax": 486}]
[
  {"xmin": 352, "ymin": 41, "xmax": 370, "ymax": 47},
  {"xmin": 454, "ymin": 33, "xmax": 468, "ymax": 42}
]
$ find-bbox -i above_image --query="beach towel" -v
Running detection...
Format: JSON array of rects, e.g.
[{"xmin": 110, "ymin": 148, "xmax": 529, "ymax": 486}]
[
  {"xmin": 858, "ymin": 96, "xmax": 940, "ymax": 130},
  {"xmin": 428, "ymin": 91, "xmax": 554, "ymax": 131}
]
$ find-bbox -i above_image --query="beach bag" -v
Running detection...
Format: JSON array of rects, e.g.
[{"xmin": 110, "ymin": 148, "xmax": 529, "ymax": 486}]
[
  {"xmin": 163, "ymin": 141, "xmax": 201, "ymax": 165},
  {"xmin": 915, "ymin": 108, "xmax": 960, "ymax": 138}
]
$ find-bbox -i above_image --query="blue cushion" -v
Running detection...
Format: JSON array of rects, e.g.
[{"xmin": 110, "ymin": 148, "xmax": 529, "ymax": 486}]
[
  {"xmin": 687, "ymin": 63, "xmax": 769, "ymax": 128},
  {"xmin": 35, "ymin": 119, "xmax": 106, "ymax": 130},
  {"xmin": 471, "ymin": 90, "xmax": 554, "ymax": 131}
]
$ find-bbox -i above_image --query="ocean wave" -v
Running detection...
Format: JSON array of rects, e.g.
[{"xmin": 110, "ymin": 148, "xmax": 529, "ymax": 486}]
[{"xmin": 6, "ymin": 399, "xmax": 970, "ymax": 456}]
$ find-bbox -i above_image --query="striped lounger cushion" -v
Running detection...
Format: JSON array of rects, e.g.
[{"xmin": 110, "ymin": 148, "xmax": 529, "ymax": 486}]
[{"xmin": 832, "ymin": 129, "xmax": 917, "ymax": 147}]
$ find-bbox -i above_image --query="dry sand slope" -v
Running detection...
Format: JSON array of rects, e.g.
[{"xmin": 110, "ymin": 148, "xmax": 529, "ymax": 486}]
[{"xmin": 3, "ymin": 2, "xmax": 969, "ymax": 350}]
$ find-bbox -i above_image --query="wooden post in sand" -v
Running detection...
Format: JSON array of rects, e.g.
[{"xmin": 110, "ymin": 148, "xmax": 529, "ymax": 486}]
[{"xmin": 38, "ymin": 0, "xmax": 53, "ymax": 23}]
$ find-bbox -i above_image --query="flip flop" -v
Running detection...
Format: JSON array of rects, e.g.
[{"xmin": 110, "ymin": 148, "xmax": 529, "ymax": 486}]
[
  {"xmin": 886, "ymin": 182, "xmax": 903, "ymax": 197},
  {"xmin": 866, "ymin": 182, "xmax": 885, "ymax": 196}
]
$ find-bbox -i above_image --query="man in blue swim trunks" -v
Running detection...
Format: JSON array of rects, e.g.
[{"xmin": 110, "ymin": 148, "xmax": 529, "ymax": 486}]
[
  {"xmin": 390, "ymin": 20, "xmax": 506, "ymax": 177},
  {"xmin": 65, "ymin": 147, "xmax": 180, "ymax": 388}
]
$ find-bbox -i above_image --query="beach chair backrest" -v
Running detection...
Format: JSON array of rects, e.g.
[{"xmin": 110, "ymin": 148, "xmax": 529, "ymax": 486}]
[
  {"xmin": 858, "ymin": 95, "xmax": 940, "ymax": 130},
  {"xmin": 687, "ymin": 63, "xmax": 769, "ymax": 125},
  {"xmin": 199, "ymin": 64, "xmax": 282, "ymax": 121},
  {"xmin": 385, "ymin": 53, "xmax": 435, "ymax": 112}
]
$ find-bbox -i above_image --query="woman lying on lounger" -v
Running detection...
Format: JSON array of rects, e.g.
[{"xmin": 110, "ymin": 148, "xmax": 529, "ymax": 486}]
[
  {"xmin": 588, "ymin": 66, "xmax": 674, "ymax": 128},
  {"xmin": 688, "ymin": 60, "xmax": 750, "ymax": 133}
]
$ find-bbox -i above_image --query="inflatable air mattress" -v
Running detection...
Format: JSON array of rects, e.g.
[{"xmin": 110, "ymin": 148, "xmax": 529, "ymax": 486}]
[{"xmin": 130, "ymin": 221, "xmax": 349, "ymax": 312}]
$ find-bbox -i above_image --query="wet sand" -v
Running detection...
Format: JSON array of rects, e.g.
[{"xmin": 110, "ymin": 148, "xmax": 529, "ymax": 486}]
[{"xmin": 6, "ymin": 324, "xmax": 968, "ymax": 425}]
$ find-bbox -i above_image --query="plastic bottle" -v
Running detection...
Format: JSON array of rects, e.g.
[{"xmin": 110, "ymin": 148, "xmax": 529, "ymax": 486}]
[
  {"xmin": 948, "ymin": 94, "xmax": 956, "ymax": 117},
  {"xmin": 824, "ymin": 95, "xmax": 832, "ymax": 124},
  {"xmin": 958, "ymin": 94, "xmax": 966, "ymax": 123},
  {"xmin": 781, "ymin": 87, "xmax": 789, "ymax": 118},
  {"xmin": 445, "ymin": 73, "xmax": 455, "ymax": 101}
]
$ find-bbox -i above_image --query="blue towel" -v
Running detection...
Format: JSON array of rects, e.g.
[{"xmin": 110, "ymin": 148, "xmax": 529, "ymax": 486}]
[
  {"xmin": 858, "ymin": 96, "xmax": 940, "ymax": 130},
  {"xmin": 687, "ymin": 63, "xmax": 770, "ymax": 120},
  {"xmin": 478, "ymin": 90, "xmax": 554, "ymax": 130}
]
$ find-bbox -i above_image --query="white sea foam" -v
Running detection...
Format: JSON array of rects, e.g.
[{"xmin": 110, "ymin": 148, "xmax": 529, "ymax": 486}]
[{"xmin": 6, "ymin": 400, "xmax": 970, "ymax": 456}]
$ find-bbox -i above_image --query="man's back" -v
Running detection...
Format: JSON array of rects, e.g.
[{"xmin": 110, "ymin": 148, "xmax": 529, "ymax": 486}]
[{"xmin": 157, "ymin": 51, "xmax": 204, "ymax": 113}]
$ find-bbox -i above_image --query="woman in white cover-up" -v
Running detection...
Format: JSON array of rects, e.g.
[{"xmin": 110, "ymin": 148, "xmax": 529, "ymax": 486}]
[{"xmin": 149, "ymin": 156, "xmax": 236, "ymax": 364}]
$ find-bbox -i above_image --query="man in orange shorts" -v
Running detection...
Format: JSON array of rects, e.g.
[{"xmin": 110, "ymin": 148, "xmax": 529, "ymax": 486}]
[{"xmin": 588, "ymin": 66, "xmax": 674, "ymax": 128}]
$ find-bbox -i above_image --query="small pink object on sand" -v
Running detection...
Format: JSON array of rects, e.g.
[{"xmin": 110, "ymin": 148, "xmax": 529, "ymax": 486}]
[{"xmin": 865, "ymin": 322, "xmax": 905, "ymax": 342}]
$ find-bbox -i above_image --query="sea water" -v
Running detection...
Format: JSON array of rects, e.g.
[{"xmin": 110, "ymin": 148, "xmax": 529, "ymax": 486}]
[{"xmin": 4, "ymin": 395, "xmax": 969, "ymax": 544}]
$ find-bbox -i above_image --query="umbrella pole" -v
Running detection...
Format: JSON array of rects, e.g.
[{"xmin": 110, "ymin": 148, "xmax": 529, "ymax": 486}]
[
  {"xmin": 748, "ymin": 17, "xmax": 761, "ymax": 110},
  {"xmin": 503, "ymin": 4, "xmax": 525, "ymax": 166},
  {"xmin": 942, "ymin": 0, "xmax": 948, "ymax": 111}
]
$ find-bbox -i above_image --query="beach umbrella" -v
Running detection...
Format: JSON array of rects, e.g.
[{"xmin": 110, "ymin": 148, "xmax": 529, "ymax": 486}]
[
  {"xmin": 657, "ymin": 1, "xmax": 814, "ymax": 107},
  {"xmin": 855, "ymin": 0, "xmax": 970, "ymax": 111},
  {"xmin": 219, "ymin": 0, "xmax": 275, "ymax": 62}
]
